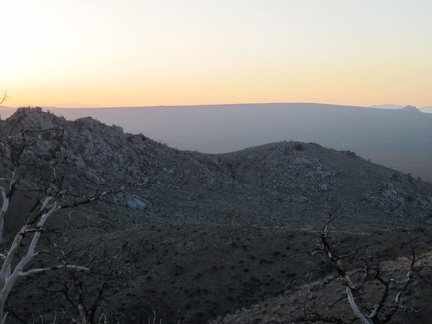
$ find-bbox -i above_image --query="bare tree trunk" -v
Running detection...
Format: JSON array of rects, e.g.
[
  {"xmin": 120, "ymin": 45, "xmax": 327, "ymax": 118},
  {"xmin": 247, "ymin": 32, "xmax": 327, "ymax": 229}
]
[
  {"xmin": 310, "ymin": 207, "xmax": 422, "ymax": 323},
  {"xmin": 0, "ymin": 125, "xmax": 123, "ymax": 323},
  {"xmin": 346, "ymin": 287, "xmax": 370, "ymax": 324}
]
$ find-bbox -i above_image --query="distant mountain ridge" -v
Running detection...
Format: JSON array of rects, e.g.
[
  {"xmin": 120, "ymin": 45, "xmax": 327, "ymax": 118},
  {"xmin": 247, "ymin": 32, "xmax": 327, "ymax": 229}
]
[
  {"xmin": 371, "ymin": 103, "xmax": 432, "ymax": 113},
  {"xmin": 55, "ymin": 103, "xmax": 432, "ymax": 182},
  {"xmin": 1, "ymin": 103, "xmax": 431, "ymax": 182},
  {"xmin": 1, "ymin": 107, "xmax": 431, "ymax": 230}
]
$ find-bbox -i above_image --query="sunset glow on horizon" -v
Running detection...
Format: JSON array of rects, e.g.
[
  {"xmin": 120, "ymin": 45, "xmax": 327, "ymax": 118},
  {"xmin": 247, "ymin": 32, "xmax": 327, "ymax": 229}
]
[{"xmin": 2, "ymin": 0, "xmax": 432, "ymax": 108}]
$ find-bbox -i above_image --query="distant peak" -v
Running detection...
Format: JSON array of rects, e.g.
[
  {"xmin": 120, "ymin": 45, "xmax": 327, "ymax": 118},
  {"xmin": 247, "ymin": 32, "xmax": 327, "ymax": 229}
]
[{"xmin": 400, "ymin": 105, "xmax": 421, "ymax": 113}]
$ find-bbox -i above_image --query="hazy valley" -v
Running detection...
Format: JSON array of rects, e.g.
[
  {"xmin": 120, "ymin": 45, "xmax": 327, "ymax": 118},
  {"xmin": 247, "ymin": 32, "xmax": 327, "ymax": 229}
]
[{"xmin": 3, "ymin": 103, "xmax": 430, "ymax": 182}]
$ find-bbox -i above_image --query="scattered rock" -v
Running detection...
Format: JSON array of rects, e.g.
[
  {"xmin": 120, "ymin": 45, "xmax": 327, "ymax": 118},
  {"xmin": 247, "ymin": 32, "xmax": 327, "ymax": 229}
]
[
  {"xmin": 126, "ymin": 194, "xmax": 150, "ymax": 210},
  {"xmin": 319, "ymin": 183, "xmax": 329, "ymax": 191},
  {"xmin": 292, "ymin": 157, "xmax": 312, "ymax": 165}
]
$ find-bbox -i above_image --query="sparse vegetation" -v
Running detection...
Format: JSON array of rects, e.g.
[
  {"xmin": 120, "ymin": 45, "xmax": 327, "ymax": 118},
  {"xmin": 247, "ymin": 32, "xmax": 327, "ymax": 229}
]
[
  {"xmin": 0, "ymin": 109, "xmax": 125, "ymax": 323},
  {"xmin": 299, "ymin": 206, "xmax": 427, "ymax": 323},
  {"xmin": 293, "ymin": 143, "xmax": 304, "ymax": 151},
  {"xmin": 0, "ymin": 108, "xmax": 430, "ymax": 323}
]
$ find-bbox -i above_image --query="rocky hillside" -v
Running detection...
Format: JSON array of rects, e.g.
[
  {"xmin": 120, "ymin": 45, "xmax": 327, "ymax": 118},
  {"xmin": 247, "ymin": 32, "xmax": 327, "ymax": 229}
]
[{"xmin": 1, "ymin": 108, "xmax": 431, "ymax": 323}]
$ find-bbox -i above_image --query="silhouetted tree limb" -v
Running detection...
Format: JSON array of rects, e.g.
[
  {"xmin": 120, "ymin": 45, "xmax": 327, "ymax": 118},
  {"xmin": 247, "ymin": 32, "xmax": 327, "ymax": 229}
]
[
  {"xmin": 0, "ymin": 119, "xmax": 124, "ymax": 323},
  {"xmin": 313, "ymin": 207, "xmax": 421, "ymax": 324},
  {"xmin": 0, "ymin": 91, "xmax": 8, "ymax": 105}
]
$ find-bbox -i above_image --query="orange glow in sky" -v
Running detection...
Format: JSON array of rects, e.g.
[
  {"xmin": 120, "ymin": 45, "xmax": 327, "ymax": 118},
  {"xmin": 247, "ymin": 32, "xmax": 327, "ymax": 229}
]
[{"xmin": 1, "ymin": 1, "xmax": 432, "ymax": 108}]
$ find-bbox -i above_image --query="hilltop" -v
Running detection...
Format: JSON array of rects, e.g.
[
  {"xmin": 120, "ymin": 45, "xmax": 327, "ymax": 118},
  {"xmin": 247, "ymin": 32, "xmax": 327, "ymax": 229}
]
[
  {"xmin": 0, "ymin": 108, "xmax": 431, "ymax": 323},
  {"xmin": 2, "ymin": 103, "xmax": 432, "ymax": 182}
]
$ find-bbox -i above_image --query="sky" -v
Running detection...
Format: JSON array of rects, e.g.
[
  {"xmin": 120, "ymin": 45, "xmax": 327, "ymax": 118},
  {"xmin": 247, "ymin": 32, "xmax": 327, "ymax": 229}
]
[{"xmin": 1, "ymin": 0, "xmax": 432, "ymax": 108}]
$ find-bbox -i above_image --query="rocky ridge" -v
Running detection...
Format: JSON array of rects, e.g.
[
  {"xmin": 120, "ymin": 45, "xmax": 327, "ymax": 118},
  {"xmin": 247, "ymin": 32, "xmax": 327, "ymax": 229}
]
[{"xmin": 0, "ymin": 107, "xmax": 431, "ymax": 323}]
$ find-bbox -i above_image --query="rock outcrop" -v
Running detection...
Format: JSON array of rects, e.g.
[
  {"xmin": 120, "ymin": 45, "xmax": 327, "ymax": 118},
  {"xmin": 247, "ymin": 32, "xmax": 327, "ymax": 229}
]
[{"xmin": 1, "ymin": 107, "xmax": 431, "ymax": 324}]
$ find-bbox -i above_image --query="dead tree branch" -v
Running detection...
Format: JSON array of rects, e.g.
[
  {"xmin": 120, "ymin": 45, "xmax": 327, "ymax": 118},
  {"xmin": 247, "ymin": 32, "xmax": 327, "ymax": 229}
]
[
  {"xmin": 0, "ymin": 119, "xmax": 124, "ymax": 323},
  {"xmin": 0, "ymin": 91, "xmax": 8, "ymax": 105},
  {"xmin": 316, "ymin": 208, "xmax": 421, "ymax": 323}
]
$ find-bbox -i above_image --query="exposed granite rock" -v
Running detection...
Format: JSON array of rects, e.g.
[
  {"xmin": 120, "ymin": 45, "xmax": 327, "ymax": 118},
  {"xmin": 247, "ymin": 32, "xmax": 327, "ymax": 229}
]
[{"xmin": 2, "ymin": 107, "xmax": 431, "ymax": 230}]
